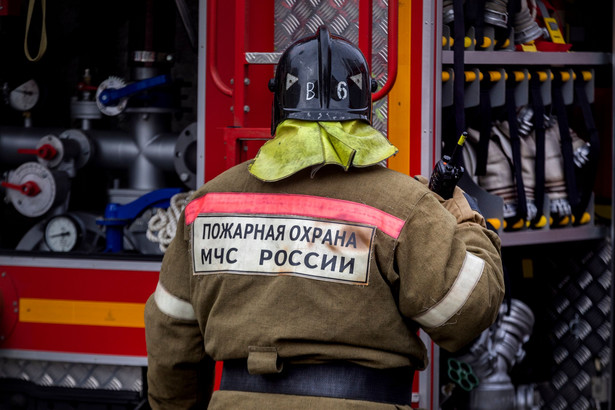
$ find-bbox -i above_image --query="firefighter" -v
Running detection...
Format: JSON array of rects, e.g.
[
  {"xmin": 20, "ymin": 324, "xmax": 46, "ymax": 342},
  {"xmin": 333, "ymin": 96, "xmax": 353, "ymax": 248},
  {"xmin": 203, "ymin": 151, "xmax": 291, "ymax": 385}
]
[{"xmin": 144, "ymin": 26, "xmax": 504, "ymax": 409}]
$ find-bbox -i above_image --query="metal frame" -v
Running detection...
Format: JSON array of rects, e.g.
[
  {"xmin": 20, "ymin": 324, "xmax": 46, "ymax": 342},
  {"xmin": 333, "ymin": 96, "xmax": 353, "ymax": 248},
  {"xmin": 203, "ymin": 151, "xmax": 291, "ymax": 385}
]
[
  {"xmin": 0, "ymin": 255, "xmax": 158, "ymax": 365},
  {"xmin": 442, "ymin": 50, "xmax": 611, "ymax": 65},
  {"xmin": 416, "ymin": 1, "xmax": 441, "ymax": 408},
  {"xmin": 198, "ymin": 1, "xmax": 615, "ymax": 408},
  {"xmin": 197, "ymin": 0, "xmax": 207, "ymax": 186},
  {"xmin": 0, "ymin": 256, "xmax": 161, "ymax": 271},
  {"xmin": 430, "ymin": 1, "xmax": 615, "ymax": 408},
  {"xmin": 610, "ymin": 3, "xmax": 615, "ymax": 409},
  {"xmin": 422, "ymin": 0, "xmax": 440, "ymax": 177},
  {"xmin": 0, "ymin": 349, "xmax": 147, "ymax": 366}
]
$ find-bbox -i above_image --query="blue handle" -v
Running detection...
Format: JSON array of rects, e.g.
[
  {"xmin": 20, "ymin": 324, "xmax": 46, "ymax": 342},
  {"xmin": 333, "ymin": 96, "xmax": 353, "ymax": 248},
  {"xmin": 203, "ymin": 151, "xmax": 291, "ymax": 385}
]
[{"xmin": 98, "ymin": 74, "xmax": 171, "ymax": 106}]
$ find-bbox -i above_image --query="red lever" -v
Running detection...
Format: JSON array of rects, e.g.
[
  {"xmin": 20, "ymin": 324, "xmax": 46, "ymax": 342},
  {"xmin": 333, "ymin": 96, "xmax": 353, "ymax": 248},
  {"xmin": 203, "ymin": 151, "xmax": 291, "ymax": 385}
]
[
  {"xmin": 1, "ymin": 180, "xmax": 42, "ymax": 197},
  {"xmin": 18, "ymin": 144, "xmax": 58, "ymax": 160},
  {"xmin": 77, "ymin": 81, "xmax": 98, "ymax": 92}
]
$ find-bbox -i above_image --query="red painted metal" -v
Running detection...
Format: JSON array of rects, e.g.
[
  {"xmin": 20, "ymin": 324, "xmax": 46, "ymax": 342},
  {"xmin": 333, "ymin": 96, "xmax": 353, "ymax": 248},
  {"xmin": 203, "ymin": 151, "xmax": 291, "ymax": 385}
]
[
  {"xmin": 7, "ymin": 323, "xmax": 147, "ymax": 357},
  {"xmin": 233, "ymin": 0, "xmax": 247, "ymax": 126},
  {"xmin": 1, "ymin": 180, "xmax": 41, "ymax": 197},
  {"xmin": 0, "ymin": 269, "xmax": 19, "ymax": 343},
  {"xmin": 359, "ymin": 0, "xmax": 373, "ymax": 70},
  {"xmin": 207, "ymin": 0, "xmax": 233, "ymax": 97},
  {"xmin": 432, "ymin": 0, "xmax": 440, "ymax": 170},
  {"xmin": 18, "ymin": 144, "xmax": 58, "ymax": 160},
  {"xmin": 409, "ymin": 0, "xmax": 423, "ymax": 176},
  {"xmin": 204, "ymin": 0, "xmax": 274, "ymax": 182},
  {"xmin": 372, "ymin": 0, "xmax": 399, "ymax": 102},
  {"xmin": 222, "ymin": 127, "xmax": 271, "ymax": 169},
  {"xmin": 0, "ymin": 0, "xmax": 21, "ymax": 16},
  {"xmin": 0, "ymin": 265, "xmax": 158, "ymax": 356}
]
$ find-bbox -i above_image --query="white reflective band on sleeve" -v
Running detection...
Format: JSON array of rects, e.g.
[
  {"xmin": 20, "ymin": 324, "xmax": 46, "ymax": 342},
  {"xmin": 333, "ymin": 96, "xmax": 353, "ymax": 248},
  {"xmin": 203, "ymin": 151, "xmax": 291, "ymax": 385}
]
[
  {"xmin": 154, "ymin": 282, "xmax": 197, "ymax": 321},
  {"xmin": 413, "ymin": 252, "xmax": 485, "ymax": 328}
]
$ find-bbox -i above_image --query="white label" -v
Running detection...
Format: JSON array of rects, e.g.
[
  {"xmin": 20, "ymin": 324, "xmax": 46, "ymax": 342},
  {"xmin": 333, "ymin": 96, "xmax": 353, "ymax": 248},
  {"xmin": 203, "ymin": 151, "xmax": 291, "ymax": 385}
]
[{"xmin": 192, "ymin": 215, "xmax": 375, "ymax": 285}]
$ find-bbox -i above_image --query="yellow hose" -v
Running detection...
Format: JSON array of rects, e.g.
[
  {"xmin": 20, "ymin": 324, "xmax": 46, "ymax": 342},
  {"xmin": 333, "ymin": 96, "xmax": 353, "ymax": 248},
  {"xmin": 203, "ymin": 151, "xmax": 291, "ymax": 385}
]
[{"xmin": 24, "ymin": 0, "xmax": 48, "ymax": 62}]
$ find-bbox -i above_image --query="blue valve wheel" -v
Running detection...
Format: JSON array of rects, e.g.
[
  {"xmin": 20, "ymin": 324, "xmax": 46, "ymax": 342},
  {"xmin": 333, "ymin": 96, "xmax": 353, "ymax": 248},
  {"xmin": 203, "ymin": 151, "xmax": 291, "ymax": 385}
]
[{"xmin": 96, "ymin": 76, "xmax": 128, "ymax": 116}]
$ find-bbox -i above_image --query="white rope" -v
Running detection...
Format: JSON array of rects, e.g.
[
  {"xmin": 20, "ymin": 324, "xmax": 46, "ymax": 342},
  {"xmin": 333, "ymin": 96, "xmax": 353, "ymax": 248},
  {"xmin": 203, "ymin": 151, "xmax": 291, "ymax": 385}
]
[{"xmin": 147, "ymin": 191, "xmax": 194, "ymax": 253}]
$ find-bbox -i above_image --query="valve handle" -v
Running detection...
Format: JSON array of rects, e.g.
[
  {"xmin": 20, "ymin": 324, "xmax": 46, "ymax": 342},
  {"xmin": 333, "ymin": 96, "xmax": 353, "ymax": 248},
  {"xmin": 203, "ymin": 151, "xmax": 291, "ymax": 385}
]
[
  {"xmin": 77, "ymin": 82, "xmax": 98, "ymax": 92},
  {"xmin": 1, "ymin": 180, "xmax": 42, "ymax": 196},
  {"xmin": 17, "ymin": 143, "xmax": 58, "ymax": 160},
  {"xmin": 98, "ymin": 74, "xmax": 171, "ymax": 107}
]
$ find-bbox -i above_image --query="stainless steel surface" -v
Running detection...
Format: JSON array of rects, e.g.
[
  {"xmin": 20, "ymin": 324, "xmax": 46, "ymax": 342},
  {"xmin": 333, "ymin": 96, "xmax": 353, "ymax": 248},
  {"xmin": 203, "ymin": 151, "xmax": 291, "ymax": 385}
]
[
  {"xmin": 0, "ymin": 357, "xmax": 143, "ymax": 391},
  {"xmin": 0, "ymin": 255, "xmax": 161, "ymax": 271},
  {"xmin": 500, "ymin": 224, "xmax": 609, "ymax": 247},
  {"xmin": 245, "ymin": 52, "xmax": 283, "ymax": 64},
  {"xmin": 274, "ymin": 0, "xmax": 390, "ymax": 135},
  {"xmin": 442, "ymin": 50, "xmax": 612, "ymax": 65},
  {"xmin": 197, "ymin": 0, "xmax": 207, "ymax": 186}
]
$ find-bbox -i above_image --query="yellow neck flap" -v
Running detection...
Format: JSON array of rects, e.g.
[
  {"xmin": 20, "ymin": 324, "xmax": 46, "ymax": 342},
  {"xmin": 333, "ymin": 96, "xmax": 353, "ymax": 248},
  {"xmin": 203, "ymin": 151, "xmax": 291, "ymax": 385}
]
[{"xmin": 249, "ymin": 119, "xmax": 398, "ymax": 182}]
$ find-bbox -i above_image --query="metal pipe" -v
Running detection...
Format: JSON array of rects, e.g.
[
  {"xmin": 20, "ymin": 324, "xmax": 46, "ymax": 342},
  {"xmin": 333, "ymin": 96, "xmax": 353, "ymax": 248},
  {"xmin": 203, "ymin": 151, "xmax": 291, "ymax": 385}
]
[
  {"xmin": 1, "ymin": 126, "xmax": 179, "ymax": 190},
  {"xmin": 207, "ymin": 0, "xmax": 233, "ymax": 97},
  {"xmin": 0, "ymin": 126, "xmax": 65, "ymax": 166},
  {"xmin": 372, "ymin": 0, "xmax": 399, "ymax": 101},
  {"xmin": 359, "ymin": 0, "xmax": 373, "ymax": 70},
  {"xmin": 233, "ymin": 0, "xmax": 247, "ymax": 126}
]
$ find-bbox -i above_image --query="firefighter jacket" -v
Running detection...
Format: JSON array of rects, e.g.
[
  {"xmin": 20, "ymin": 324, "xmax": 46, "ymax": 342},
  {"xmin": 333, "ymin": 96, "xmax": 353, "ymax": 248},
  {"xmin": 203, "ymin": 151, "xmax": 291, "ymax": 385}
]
[{"xmin": 144, "ymin": 161, "xmax": 505, "ymax": 409}]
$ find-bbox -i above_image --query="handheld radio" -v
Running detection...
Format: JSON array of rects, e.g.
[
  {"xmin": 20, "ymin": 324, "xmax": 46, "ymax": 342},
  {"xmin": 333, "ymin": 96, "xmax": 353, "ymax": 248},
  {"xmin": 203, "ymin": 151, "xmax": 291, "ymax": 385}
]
[{"xmin": 428, "ymin": 132, "xmax": 467, "ymax": 199}]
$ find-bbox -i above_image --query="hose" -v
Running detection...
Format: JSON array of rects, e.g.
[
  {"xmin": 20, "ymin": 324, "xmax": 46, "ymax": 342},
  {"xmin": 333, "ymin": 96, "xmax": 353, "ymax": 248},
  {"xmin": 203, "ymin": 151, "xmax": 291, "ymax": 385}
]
[{"xmin": 24, "ymin": 0, "xmax": 48, "ymax": 62}]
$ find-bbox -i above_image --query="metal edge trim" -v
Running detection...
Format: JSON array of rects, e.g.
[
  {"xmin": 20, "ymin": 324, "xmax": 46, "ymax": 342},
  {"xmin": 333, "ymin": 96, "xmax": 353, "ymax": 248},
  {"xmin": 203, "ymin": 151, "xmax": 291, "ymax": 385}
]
[{"xmin": 0, "ymin": 349, "xmax": 148, "ymax": 366}]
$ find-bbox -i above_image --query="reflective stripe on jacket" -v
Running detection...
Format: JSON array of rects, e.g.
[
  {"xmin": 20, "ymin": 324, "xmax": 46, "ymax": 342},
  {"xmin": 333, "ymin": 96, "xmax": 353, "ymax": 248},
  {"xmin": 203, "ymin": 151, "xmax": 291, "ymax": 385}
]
[{"xmin": 144, "ymin": 162, "xmax": 504, "ymax": 408}]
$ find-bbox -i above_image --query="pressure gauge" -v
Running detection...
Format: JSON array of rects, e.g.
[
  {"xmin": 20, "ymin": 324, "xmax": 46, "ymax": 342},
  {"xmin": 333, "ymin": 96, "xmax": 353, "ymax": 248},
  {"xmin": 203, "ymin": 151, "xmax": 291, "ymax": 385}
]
[
  {"xmin": 9, "ymin": 79, "xmax": 40, "ymax": 112},
  {"xmin": 44, "ymin": 215, "xmax": 80, "ymax": 252},
  {"xmin": 4, "ymin": 162, "xmax": 57, "ymax": 217}
]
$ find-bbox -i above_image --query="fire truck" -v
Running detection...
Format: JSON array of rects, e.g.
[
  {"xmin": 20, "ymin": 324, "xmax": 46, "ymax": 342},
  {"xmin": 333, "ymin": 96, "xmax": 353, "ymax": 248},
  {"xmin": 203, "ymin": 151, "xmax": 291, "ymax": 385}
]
[{"xmin": 1, "ymin": 0, "xmax": 613, "ymax": 408}]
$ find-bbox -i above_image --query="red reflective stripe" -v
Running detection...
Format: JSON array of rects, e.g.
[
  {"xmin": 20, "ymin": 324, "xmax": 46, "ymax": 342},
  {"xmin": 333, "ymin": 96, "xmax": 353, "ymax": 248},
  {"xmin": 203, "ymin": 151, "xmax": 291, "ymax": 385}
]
[{"xmin": 185, "ymin": 192, "xmax": 405, "ymax": 239}]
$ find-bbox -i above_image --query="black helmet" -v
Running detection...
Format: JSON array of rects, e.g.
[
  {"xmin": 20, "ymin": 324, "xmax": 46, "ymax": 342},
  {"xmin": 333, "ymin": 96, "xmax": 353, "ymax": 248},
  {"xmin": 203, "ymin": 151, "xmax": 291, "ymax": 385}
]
[{"xmin": 268, "ymin": 26, "xmax": 378, "ymax": 135}]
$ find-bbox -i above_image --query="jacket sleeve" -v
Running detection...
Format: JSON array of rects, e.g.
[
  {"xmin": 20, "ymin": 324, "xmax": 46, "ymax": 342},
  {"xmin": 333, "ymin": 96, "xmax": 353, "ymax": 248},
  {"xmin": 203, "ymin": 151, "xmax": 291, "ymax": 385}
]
[
  {"xmin": 144, "ymin": 212, "xmax": 215, "ymax": 408},
  {"xmin": 396, "ymin": 183, "xmax": 505, "ymax": 352}
]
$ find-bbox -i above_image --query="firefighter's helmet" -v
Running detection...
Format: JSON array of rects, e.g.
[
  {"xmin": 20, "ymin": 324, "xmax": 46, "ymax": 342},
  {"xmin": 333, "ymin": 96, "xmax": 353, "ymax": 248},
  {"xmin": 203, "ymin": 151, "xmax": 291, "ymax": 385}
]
[{"xmin": 269, "ymin": 26, "xmax": 377, "ymax": 135}]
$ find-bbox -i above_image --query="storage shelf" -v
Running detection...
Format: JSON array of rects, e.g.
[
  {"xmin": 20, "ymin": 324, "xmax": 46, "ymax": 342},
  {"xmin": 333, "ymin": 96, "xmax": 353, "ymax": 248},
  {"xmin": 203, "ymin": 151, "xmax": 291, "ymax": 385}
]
[
  {"xmin": 500, "ymin": 224, "xmax": 609, "ymax": 247},
  {"xmin": 442, "ymin": 50, "xmax": 612, "ymax": 66}
]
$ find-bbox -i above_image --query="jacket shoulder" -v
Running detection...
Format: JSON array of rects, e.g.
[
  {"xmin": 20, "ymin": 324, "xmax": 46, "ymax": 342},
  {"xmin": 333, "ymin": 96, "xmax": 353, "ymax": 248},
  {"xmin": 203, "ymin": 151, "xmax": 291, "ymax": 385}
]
[{"xmin": 192, "ymin": 162, "xmax": 253, "ymax": 197}]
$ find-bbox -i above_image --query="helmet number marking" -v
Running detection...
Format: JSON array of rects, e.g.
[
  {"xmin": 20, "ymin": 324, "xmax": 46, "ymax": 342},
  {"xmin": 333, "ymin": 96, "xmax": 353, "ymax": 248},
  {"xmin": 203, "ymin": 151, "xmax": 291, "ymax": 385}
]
[
  {"xmin": 306, "ymin": 82, "xmax": 316, "ymax": 101},
  {"xmin": 337, "ymin": 82, "xmax": 348, "ymax": 100}
]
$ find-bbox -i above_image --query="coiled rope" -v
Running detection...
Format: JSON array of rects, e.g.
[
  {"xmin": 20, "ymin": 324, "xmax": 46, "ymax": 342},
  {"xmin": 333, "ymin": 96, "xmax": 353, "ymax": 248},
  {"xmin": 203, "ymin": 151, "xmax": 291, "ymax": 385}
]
[{"xmin": 147, "ymin": 191, "xmax": 194, "ymax": 253}]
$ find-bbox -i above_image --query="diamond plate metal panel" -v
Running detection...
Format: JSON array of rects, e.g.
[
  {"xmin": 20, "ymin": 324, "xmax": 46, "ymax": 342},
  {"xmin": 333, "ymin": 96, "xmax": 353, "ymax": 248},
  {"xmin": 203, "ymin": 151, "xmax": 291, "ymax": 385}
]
[
  {"xmin": 0, "ymin": 358, "xmax": 142, "ymax": 392},
  {"xmin": 274, "ymin": 0, "xmax": 390, "ymax": 135},
  {"xmin": 371, "ymin": 0, "xmax": 390, "ymax": 135},
  {"xmin": 536, "ymin": 240, "xmax": 612, "ymax": 410}
]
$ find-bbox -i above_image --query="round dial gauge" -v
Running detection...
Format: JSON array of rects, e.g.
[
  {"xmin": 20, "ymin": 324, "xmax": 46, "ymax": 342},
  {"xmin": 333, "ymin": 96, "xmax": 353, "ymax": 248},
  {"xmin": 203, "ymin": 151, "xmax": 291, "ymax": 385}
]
[
  {"xmin": 9, "ymin": 79, "xmax": 40, "ymax": 111},
  {"xmin": 45, "ymin": 215, "xmax": 79, "ymax": 252},
  {"xmin": 4, "ymin": 162, "xmax": 56, "ymax": 217}
]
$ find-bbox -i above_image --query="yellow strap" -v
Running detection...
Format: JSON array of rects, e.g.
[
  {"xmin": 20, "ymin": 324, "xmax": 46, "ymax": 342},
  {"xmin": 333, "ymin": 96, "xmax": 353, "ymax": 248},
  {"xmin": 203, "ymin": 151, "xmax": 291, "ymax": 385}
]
[{"xmin": 24, "ymin": 0, "xmax": 48, "ymax": 62}]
